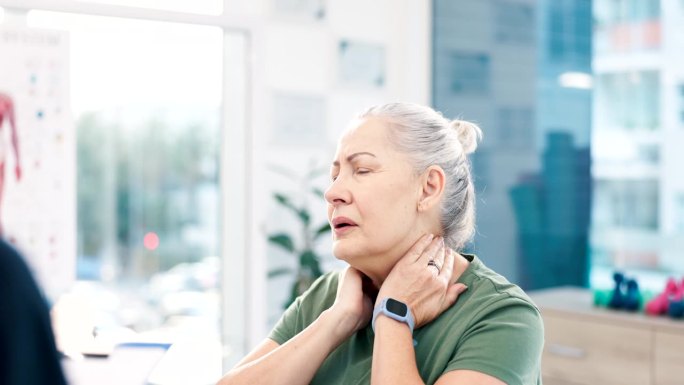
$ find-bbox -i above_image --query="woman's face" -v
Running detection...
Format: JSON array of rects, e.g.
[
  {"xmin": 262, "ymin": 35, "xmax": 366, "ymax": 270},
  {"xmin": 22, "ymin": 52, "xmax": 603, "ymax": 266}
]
[{"xmin": 325, "ymin": 117, "xmax": 424, "ymax": 270}]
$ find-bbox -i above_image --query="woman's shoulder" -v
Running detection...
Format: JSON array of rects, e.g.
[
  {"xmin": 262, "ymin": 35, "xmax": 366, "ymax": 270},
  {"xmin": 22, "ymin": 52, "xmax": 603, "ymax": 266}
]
[
  {"xmin": 296, "ymin": 271, "xmax": 340, "ymax": 312},
  {"xmin": 308, "ymin": 271, "xmax": 340, "ymax": 295},
  {"xmin": 456, "ymin": 255, "xmax": 541, "ymax": 320},
  {"xmin": 269, "ymin": 271, "xmax": 341, "ymax": 344}
]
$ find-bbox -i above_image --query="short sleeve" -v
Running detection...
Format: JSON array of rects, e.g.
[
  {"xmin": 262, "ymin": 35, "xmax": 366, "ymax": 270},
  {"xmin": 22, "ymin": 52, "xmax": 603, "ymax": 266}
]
[
  {"xmin": 445, "ymin": 299, "xmax": 544, "ymax": 385},
  {"xmin": 267, "ymin": 272, "xmax": 339, "ymax": 346},
  {"xmin": 268, "ymin": 294, "xmax": 304, "ymax": 345}
]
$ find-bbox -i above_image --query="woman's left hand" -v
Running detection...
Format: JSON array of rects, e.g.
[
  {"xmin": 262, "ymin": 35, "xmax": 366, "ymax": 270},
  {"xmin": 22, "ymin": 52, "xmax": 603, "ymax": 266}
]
[{"xmin": 376, "ymin": 234, "xmax": 467, "ymax": 328}]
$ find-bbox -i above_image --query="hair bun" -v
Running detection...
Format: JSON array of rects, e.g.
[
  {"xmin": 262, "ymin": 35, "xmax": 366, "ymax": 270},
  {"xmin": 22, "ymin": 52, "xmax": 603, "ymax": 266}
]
[{"xmin": 450, "ymin": 119, "xmax": 482, "ymax": 154}]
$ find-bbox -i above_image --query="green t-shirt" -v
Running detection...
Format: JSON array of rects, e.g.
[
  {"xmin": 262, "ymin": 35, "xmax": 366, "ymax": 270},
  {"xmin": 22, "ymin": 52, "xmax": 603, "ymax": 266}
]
[{"xmin": 269, "ymin": 255, "xmax": 544, "ymax": 385}]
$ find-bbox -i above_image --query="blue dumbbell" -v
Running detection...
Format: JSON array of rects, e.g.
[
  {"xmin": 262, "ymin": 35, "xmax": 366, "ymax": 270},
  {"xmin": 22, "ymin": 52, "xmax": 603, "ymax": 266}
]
[
  {"xmin": 608, "ymin": 272, "xmax": 626, "ymax": 309},
  {"xmin": 668, "ymin": 300, "xmax": 684, "ymax": 318},
  {"xmin": 623, "ymin": 278, "xmax": 641, "ymax": 312}
]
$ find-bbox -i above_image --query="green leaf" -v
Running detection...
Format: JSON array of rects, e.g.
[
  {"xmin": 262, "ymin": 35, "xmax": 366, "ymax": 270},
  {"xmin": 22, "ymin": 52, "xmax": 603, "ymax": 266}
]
[
  {"xmin": 268, "ymin": 267, "xmax": 293, "ymax": 278},
  {"xmin": 313, "ymin": 222, "xmax": 331, "ymax": 240},
  {"xmin": 274, "ymin": 193, "xmax": 295, "ymax": 210},
  {"xmin": 274, "ymin": 193, "xmax": 305, "ymax": 222},
  {"xmin": 299, "ymin": 250, "xmax": 323, "ymax": 276},
  {"xmin": 268, "ymin": 233, "xmax": 295, "ymax": 253},
  {"xmin": 310, "ymin": 187, "xmax": 326, "ymax": 198},
  {"xmin": 298, "ymin": 209, "xmax": 311, "ymax": 226}
]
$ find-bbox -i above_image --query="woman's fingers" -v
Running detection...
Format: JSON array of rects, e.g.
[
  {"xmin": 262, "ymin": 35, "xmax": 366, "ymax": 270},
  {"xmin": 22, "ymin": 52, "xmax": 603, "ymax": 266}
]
[
  {"xmin": 432, "ymin": 238, "xmax": 446, "ymax": 273},
  {"xmin": 445, "ymin": 283, "xmax": 468, "ymax": 309},
  {"xmin": 404, "ymin": 233, "xmax": 435, "ymax": 263},
  {"xmin": 402, "ymin": 234, "xmax": 450, "ymax": 267},
  {"xmin": 438, "ymin": 248, "xmax": 455, "ymax": 281},
  {"xmin": 420, "ymin": 238, "xmax": 446, "ymax": 278}
]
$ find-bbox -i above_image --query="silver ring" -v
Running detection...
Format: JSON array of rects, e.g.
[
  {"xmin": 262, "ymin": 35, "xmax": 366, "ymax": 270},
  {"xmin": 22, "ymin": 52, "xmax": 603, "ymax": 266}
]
[{"xmin": 427, "ymin": 259, "xmax": 441, "ymax": 274}]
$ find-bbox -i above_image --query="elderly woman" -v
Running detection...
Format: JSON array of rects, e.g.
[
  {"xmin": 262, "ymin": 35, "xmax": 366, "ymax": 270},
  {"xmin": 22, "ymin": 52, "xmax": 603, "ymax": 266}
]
[{"xmin": 218, "ymin": 103, "xmax": 544, "ymax": 385}]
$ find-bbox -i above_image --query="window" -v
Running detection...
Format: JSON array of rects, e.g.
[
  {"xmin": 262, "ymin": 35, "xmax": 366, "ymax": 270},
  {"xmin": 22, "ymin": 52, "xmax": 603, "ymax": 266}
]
[
  {"xmin": 591, "ymin": 180, "xmax": 660, "ymax": 271},
  {"xmin": 496, "ymin": 107, "xmax": 534, "ymax": 148},
  {"xmin": 439, "ymin": 0, "xmax": 679, "ymax": 292},
  {"xmin": 29, "ymin": 10, "xmax": 223, "ymax": 342},
  {"xmin": 449, "ymin": 52, "xmax": 490, "ymax": 95},
  {"xmin": 597, "ymin": 0, "xmax": 660, "ymax": 24},
  {"xmin": 611, "ymin": 180, "xmax": 659, "ymax": 229},
  {"xmin": 494, "ymin": 1, "xmax": 534, "ymax": 45},
  {"xmin": 595, "ymin": 71, "xmax": 660, "ymax": 130},
  {"xmin": 594, "ymin": 0, "xmax": 661, "ymax": 53},
  {"xmin": 631, "ymin": 0, "xmax": 660, "ymax": 21},
  {"xmin": 677, "ymin": 194, "xmax": 684, "ymax": 233},
  {"xmin": 547, "ymin": 0, "xmax": 592, "ymax": 63},
  {"xmin": 434, "ymin": 0, "xmax": 592, "ymax": 290},
  {"xmin": 638, "ymin": 144, "xmax": 659, "ymax": 164}
]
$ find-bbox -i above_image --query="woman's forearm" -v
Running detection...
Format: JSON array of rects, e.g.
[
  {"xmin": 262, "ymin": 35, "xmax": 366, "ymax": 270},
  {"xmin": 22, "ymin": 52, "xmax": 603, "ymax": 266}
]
[
  {"xmin": 217, "ymin": 310, "xmax": 350, "ymax": 385},
  {"xmin": 371, "ymin": 316, "xmax": 425, "ymax": 385}
]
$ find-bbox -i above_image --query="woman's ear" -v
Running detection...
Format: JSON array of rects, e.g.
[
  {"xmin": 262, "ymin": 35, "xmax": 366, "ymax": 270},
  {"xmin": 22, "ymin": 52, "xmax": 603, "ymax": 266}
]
[{"xmin": 417, "ymin": 165, "xmax": 446, "ymax": 212}]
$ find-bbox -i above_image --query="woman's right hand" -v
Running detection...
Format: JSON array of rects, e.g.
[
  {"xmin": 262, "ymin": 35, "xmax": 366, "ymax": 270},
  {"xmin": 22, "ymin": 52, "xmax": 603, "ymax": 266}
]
[
  {"xmin": 328, "ymin": 267, "xmax": 374, "ymax": 339},
  {"xmin": 376, "ymin": 235, "xmax": 467, "ymax": 329}
]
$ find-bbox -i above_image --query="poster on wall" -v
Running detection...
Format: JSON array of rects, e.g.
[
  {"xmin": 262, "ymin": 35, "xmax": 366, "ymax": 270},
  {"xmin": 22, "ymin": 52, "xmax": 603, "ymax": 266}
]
[
  {"xmin": 271, "ymin": 0, "xmax": 326, "ymax": 20},
  {"xmin": 0, "ymin": 26, "xmax": 75, "ymax": 300},
  {"xmin": 338, "ymin": 40, "xmax": 385, "ymax": 89}
]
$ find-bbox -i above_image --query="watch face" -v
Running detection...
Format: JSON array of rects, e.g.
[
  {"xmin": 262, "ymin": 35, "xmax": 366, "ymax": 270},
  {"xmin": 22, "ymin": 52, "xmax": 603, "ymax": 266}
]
[{"xmin": 386, "ymin": 298, "xmax": 408, "ymax": 317}]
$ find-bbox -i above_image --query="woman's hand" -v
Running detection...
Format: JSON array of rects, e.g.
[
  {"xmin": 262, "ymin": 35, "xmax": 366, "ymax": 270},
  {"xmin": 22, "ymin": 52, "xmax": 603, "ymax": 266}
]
[
  {"xmin": 328, "ymin": 267, "xmax": 374, "ymax": 339},
  {"xmin": 376, "ymin": 234, "xmax": 467, "ymax": 328}
]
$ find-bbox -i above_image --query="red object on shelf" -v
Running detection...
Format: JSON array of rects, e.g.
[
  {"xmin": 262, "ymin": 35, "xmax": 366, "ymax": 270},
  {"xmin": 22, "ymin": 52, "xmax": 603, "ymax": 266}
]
[{"xmin": 645, "ymin": 278, "xmax": 682, "ymax": 315}]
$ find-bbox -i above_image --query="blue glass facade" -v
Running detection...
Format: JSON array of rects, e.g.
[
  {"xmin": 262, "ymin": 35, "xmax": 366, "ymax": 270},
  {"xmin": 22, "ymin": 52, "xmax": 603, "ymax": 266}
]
[{"xmin": 433, "ymin": 0, "xmax": 592, "ymax": 289}]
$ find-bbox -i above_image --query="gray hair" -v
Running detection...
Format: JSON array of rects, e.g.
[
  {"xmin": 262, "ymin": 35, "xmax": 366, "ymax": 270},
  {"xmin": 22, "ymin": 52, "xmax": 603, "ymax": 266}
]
[{"xmin": 358, "ymin": 102, "xmax": 482, "ymax": 250}]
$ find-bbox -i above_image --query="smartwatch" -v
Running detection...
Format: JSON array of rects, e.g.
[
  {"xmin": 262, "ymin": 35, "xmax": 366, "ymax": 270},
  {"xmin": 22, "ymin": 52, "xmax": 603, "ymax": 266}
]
[{"xmin": 372, "ymin": 297, "xmax": 415, "ymax": 334}]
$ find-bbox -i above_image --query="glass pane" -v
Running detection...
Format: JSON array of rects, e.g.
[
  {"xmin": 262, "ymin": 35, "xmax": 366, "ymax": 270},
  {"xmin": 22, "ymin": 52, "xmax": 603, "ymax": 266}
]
[
  {"xmin": 591, "ymin": 0, "xmax": 683, "ymax": 290},
  {"xmin": 27, "ymin": 9, "xmax": 223, "ymax": 356},
  {"xmin": 433, "ymin": 0, "xmax": 593, "ymax": 290},
  {"xmin": 595, "ymin": 71, "xmax": 659, "ymax": 130},
  {"xmin": 434, "ymin": 0, "xmax": 683, "ymax": 294},
  {"xmin": 73, "ymin": 0, "xmax": 222, "ymax": 15},
  {"xmin": 594, "ymin": 0, "xmax": 661, "ymax": 53}
]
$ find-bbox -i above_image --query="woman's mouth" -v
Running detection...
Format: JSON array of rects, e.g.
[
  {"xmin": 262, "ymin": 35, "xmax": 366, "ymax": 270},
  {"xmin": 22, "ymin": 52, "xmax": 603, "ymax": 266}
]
[{"xmin": 332, "ymin": 216, "xmax": 358, "ymax": 236}]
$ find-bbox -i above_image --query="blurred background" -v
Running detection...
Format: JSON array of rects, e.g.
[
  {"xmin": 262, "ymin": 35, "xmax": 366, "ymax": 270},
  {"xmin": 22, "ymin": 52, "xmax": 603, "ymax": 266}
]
[{"xmin": 0, "ymin": 0, "xmax": 682, "ymax": 384}]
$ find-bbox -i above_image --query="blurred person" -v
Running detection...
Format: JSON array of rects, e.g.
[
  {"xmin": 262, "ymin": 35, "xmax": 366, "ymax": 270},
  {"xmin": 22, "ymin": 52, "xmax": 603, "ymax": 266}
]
[
  {"xmin": 218, "ymin": 103, "xmax": 543, "ymax": 385},
  {"xmin": 0, "ymin": 239, "xmax": 68, "ymax": 385}
]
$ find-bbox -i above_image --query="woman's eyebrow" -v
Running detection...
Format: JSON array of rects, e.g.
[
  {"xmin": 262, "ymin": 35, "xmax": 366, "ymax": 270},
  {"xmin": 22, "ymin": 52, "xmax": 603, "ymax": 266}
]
[{"xmin": 332, "ymin": 152, "xmax": 377, "ymax": 167}]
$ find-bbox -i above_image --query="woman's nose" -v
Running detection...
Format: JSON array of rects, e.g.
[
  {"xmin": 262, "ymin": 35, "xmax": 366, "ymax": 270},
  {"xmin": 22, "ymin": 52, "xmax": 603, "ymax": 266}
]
[{"xmin": 324, "ymin": 178, "xmax": 350, "ymax": 205}]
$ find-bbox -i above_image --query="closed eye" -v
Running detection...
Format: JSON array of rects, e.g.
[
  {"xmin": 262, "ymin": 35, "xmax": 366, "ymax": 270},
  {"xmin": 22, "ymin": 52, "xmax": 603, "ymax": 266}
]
[{"xmin": 355, "ymin": 168, "xmax": 371, "ymax": 175}]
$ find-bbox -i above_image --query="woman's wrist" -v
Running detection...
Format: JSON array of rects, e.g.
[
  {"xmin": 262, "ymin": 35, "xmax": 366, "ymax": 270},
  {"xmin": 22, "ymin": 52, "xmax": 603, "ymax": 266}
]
[{"xmin": 321, "ymin": 307, "xmax": 364, "ymax": 342}]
